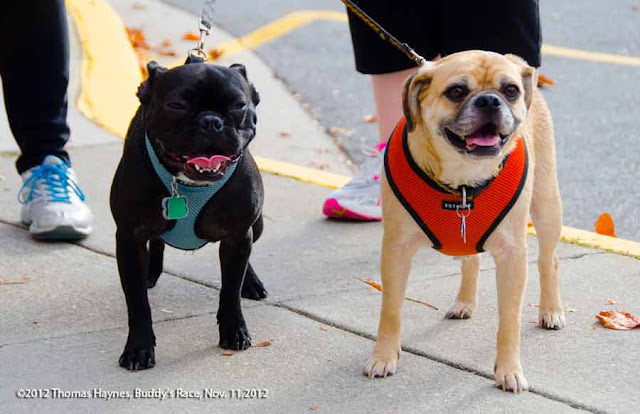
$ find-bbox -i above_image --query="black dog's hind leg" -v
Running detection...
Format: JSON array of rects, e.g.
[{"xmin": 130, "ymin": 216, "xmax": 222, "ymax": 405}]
[
  {"xmin": 241, "ymin": 215, "xmax": 268, "ymax": 300},
  {"xmin": 116, "ymin": 230, "xmax": 156, "ymax": 370},
  {"xmin": 147, "ymin": 237, "xmax": 165, "ymax": 288},
  {"xmin": 218, "ymin": 228, "xmax": 253, "ymax": 350}
]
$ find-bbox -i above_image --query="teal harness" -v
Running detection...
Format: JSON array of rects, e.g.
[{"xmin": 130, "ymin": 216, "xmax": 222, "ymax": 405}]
[{"xmin": 145, "ymin": 135, "xmax": 237, "ymax": 250}]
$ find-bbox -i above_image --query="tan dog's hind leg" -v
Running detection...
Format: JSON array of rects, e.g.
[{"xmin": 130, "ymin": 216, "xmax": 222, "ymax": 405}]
[
  {"xmin": 364, "ymin": 234, "xmax": 417, "ymax": 378},
  {"xmin": 530, "ymin": 144, "xmax": 565, "ymax": 329},
  {"xmin": 492, "ymin": 238, "xmax": 529, "ymax": 393},
  {"xmin": 446, "ymin": 254, "xmax": 480, "ymax": 319}
]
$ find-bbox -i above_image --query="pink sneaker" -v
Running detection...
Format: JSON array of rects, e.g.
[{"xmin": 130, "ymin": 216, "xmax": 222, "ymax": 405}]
[{"xmin": 322, "ymin": 142, "xmax": 385, "ymax": 221}]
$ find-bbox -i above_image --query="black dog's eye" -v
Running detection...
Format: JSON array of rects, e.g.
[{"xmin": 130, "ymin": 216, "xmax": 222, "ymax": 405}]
[
  {"xmin": 502, "ymin": 84, "xmax": 520, "ymax": 100},
  {"xmin": 166, "ymin": 102, "xmax": 187, "ymax": 110},
  {"xmin": 444, "ymin": 85, "xmax": 469, "ymax": 102},
  {"xmin": 230, "ymin": 101, "xmax": 247, "ymax": 111}
]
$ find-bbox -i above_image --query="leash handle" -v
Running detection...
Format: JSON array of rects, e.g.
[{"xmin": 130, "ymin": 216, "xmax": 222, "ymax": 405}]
[{"xmin": 340, "ymin": 0, "xmax": 426, "ymax": 66}]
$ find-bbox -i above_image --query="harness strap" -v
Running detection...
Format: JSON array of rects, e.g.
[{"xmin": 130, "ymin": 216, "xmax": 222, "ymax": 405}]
[
  {"xmin": 145, "ymin": 135, "xmax": 237, "ymax": 250},
  {"xmin": 384, "ymin": 118, "xmax": 529, "ymax": 256}
]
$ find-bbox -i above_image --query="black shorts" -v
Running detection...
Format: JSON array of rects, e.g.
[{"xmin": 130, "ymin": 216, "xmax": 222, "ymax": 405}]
[{"xmin": 348, "ymin": 0, "xmax": 541, "ymax": 74}]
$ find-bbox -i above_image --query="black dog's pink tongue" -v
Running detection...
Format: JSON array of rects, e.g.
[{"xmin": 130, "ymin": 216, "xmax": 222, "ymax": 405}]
[
  {"xmin": 466, "ymin": 133, "xmax": 500, "ymax": 150},
  {"xmin": 186, "ymin": 155, "xmax": 231, "ymax": 169}
]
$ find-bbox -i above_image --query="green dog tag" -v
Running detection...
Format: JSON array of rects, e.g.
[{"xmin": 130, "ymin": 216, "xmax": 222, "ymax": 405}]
[{"xmin": 162, "ymin": 196, "xmax": 188, "ymax": 220}]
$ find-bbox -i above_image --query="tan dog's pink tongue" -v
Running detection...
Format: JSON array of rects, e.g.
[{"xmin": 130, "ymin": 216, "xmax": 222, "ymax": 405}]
[
  {"xmin": 186, "ymin": 155, "xmax": 231, "ymax": 169},
  {"xmin": 466, "ymin": 134, "xmax": 500, "ymax": 150}
]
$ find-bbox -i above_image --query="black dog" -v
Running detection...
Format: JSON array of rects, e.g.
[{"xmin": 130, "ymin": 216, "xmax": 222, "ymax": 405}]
[{"xmin": 110, "ymin": 61, "xmax": 266, "ymax": 370}]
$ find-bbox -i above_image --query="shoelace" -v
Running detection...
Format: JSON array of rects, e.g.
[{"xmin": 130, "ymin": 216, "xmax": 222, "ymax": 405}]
[
  {"xmin": 18, "ymin": 164, "xmax": 86, "ymax": 205},
  {"xmin": 348, "ymin": 142, "xmax": 387, "ymax": 187}
]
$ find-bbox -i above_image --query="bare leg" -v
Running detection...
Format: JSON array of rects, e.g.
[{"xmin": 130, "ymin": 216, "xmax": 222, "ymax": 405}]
[{"xmin": 371, "ymin": 67, "xmax": 419, "ymax": 142}]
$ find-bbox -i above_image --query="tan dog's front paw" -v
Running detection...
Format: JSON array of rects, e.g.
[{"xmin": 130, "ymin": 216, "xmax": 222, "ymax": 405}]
[
  {"xmin": 539, "ymin": 307, "xmax": 566, "ymax": 330},
  {"xmin": 494, "ymin": 360, "xmax": 528, "ymax": 393},
  {"xmin": 363, "ymin": 347, "xmax": 400, "ymax": 379},
  {"xmin": 445, "ymin": 300, "xmax": 476, "ymax": 319}
]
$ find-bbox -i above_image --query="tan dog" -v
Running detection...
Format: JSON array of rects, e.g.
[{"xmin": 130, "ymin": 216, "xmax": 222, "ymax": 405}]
[{"xmin": 364, "ymin": 51, "xmax": 564, "ymax": 393}]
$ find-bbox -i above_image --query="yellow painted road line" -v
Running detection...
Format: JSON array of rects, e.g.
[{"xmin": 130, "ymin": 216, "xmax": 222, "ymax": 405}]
[
  {"xmin": 70, "ymin": 4, "xmax": 640, "ymax": 258},
  {"xmin": 67, "ymin": 0, "xmax": 142, "ymax": 139},
  {"xmin": 170, "ymin": 10, "xmax": 347, "ymax": 67},
  {"xmin": 254, "ymin": 156, "xmax": 350, "ymax": 189},
  {"xmin": 542, "ymin": 44, "xmax": 640, "ymax": 68}
]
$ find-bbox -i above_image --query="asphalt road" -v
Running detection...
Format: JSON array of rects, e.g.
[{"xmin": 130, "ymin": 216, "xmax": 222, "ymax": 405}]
[{"xmin": 163, "ymin": 0, "xmax": 640, "ymax": 240}]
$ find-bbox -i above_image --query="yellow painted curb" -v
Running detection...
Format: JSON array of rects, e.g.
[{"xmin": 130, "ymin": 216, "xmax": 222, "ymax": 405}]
[
  {"xmin": 67, "ymin": 0, "xmax": 142, "ymax": 139},
  {"xmin": 542, "ymin": 44, "xmax": 640, "ymax": 68},
  {"xmin": 69, "ymin": 3, "xmax": 640, "ymax": 259},
  {"xmin": 254, "ymin": 156, "xmax": 350, "ymax": 189}
]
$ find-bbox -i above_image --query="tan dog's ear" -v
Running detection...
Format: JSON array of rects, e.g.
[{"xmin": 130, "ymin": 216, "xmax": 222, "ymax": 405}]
[
  {"xmin": 402, "ymin": 67, "xmax": 433, "ymax": 132},
  {"xmin": 505, "ymin": 54, "xmax": 536, "ymax": 109}
]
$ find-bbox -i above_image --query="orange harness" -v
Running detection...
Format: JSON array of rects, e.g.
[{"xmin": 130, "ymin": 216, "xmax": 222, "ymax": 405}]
[{"xmin": 384, "ymin": 118, "xmax": 528, "ymax": 256}]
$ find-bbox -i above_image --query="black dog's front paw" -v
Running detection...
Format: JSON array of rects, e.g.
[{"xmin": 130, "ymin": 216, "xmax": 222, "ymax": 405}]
[
  {"xmin": 241, "ymin": 267, "xmax": 268, "ymax": 300},
  {"xmin": 219, "ymin": 320, "xmax": 251, "ymax": 350},
  {"xmin": 119, "ymin": 345, "xmax": 155, "ymax": 371}
]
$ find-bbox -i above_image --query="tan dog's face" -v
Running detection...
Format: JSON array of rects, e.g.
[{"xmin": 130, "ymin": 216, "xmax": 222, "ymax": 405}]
[{"xmin": 403, "ymin": 51, "xmax": 535, "ymax": 159}]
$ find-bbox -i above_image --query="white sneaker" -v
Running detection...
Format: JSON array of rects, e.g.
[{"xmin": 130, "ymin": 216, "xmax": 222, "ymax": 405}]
[
  {"xmin": 322, "ymin": 142, "xmax": 385, "ymax": 221},
  {"xmin": 18, "ymin": 155, "xmax": 93, "ymax": 239}
]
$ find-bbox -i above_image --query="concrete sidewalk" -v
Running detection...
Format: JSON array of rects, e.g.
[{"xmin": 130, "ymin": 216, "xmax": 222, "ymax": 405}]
[{"xmin": 1, "ymin": 1, "xmax": 639, "ymax": 413}]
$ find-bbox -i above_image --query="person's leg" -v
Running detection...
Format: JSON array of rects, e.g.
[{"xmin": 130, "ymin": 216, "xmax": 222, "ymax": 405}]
[
  {"xmin": 1, "ymin": 0, "xmax": 71, "ymax": 174},
  {"xmin": 323, "ymin": 1, "xmax": 437, "ymax": 221},
  {"xmin": 371, "ymin": 67, "xmax": 418, "ymax": 144},
  {"xmin": 0, "ymin": 0, "xmax": 92, "ymax": 239}
]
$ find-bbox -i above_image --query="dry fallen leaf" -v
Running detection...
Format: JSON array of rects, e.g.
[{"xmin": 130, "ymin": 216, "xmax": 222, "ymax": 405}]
[
  {"xmin": 527, "ymin": 220, "xmax": 534, "ymax": 228},
  {"xmin": 606, "ymin": 298, "xmax": 617, "ymax": 305},
  {"xmin": 0, "ymin": 275, "xmax": 30, "ymax": 285},
  {"xmin": 209, "ymin": 49, "xmax": 224, "ymax": 60},
  {"xmin": 354, "ymin": 277, "xmax": 438, "ymax": 310},
  {"xmin": 596, "ymin": 310, "xmax": 640, "ymax": 330},
  {"xmin": 254, "ymin": 338, "xmax": 274, "ymax": 348},
  {"xmin": 595, "ymin": 213, "xmax": 616, "ymax": 237},
  {"xmin": 157, "ymin": 49, "xmax": 177, "ymax": 57},
  {"xmin": 221, "ymin": 350, "xmax": 234, "ymax": 356},
  {"xmin": 278, "ymin": 131, "xmax": 292, "ymax": 137},
  {"xmin": 537, "ymin": 74, "xmax": 556, "ymax": 88},
  {"xmin": 310, "ymin": 405, "xmax": 319, "ymax": 411},
  {"xmin": 328, "ymin": 126, "xmax": 353, "ymax": 136},
  {"xmin": 363, "ymin": 114, "xmax": 378, "ymax": 123},
  {"xmin": 182, "ymin": 32, "xmax": 200, "ymax": 41},
  {"xmin": 125, "ymin": 27, "xmax": 150, "ymax": 49}
]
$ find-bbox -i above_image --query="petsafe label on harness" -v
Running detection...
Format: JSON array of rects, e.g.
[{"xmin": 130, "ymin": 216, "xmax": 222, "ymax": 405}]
[
  {"xmin": 442, "ymin": 200, "xmax": 475, "ymax": 211},
  {"xmin": 162, "ymin": 196, "xmax": 188, "ymax": 220}
]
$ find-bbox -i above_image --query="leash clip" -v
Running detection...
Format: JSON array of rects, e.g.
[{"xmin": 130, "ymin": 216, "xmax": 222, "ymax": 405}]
[{"xmin": 456, "ymin": 186, "xmax": 471, "ymax": 244}]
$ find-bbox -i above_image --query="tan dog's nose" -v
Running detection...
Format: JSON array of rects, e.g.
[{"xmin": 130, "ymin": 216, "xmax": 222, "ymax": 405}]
[{"xmin": 474, "ymin": 93, "xmax": 502, "ymax": 109}]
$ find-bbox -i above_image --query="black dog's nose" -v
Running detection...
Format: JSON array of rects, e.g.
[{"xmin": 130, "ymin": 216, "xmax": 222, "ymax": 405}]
[
  {"xmin": 199, "ymin": 114, "xmax": 224, "ymax": 132},
  {"xmin": 474, "ymin": 94, "xmax": 502, "ymax": 109}
]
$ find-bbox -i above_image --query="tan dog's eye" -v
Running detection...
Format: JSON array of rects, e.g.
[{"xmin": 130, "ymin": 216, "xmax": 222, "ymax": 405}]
[
  {"xmin": 444, "ymin": 85, "xmax": 469, "ymax": 102},
  {"xmin": 502, "ymin": 84, "xmax": 520, "ymax": 101}
]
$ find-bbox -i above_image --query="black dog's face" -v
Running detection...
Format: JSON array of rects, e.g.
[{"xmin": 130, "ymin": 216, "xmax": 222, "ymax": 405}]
[{"xmin": 138, "ymin": 62, "xmax": 260, "ymax": 182}]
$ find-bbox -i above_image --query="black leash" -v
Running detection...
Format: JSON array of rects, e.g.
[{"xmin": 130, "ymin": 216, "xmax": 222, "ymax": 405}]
[{"xmin": 340, "ymin": 0, "xmax": 426, "ymax": 66}]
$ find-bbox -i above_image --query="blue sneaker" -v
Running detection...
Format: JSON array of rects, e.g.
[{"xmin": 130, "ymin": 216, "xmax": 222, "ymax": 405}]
[{"xmin": 18, "ymin": 155, "xmax": 93, "ymax": 239}]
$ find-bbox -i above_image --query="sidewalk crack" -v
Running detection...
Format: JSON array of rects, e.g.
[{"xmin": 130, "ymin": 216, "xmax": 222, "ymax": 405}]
[{"xmin": 273, "ymin": 302, "xmax": 610, "ymax": 414}]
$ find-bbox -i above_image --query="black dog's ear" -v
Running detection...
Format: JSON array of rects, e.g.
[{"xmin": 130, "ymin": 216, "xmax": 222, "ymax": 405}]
[
  {"xmin": 229, "ymin": 63, "xmax": 260, "ymax": 106},
  {"xmin": 229, "ymin": 63, "xmax": 247, "ymax": 79},
  {"xmin": 137, "ymin": 61, "xmax": 168, "ymax": 105}
]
